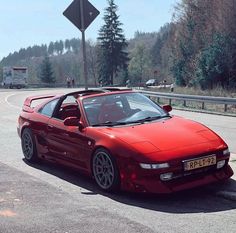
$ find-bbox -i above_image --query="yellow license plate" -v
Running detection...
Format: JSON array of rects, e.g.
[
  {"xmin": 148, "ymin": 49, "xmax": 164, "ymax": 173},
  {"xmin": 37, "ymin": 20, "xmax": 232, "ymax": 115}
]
[{"xmin": 184, "ymin": 155, "xmax": 216, "ymax": 171}]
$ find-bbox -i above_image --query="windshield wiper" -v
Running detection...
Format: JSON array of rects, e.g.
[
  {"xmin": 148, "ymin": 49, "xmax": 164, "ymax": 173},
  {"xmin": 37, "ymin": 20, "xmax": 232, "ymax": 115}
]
[
  {"xmin": 128, "ymin": 115, "xmax": 170, "ymax": 124},
  {"xmin": 92, "ymin": 115, "xmax": 171, "ymax": 127},
  {"xmin": 92, "ymin": 121, "xmax": 129, "ymax": 127}
]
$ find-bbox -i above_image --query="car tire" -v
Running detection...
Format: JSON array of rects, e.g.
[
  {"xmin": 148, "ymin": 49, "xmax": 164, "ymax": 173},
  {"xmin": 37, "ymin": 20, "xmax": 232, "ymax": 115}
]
[
  {"xmin": 92, "ymin": 148, "xmax": 120, "ymax": 192},
  {"xmin": 21, "ymin": 128, "xmax": 38, "ymax": 163}
]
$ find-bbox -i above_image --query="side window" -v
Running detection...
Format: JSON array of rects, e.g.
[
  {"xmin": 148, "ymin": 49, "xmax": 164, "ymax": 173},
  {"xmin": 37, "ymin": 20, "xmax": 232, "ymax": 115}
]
[
  {"xmin": 55, "ymin": 95, "xmax": 81, "ymax": 120},
  {"xmin": 62, "ymin": 95, "xmax": 77, "ymax": 104},
  {"xmin": 39, "ymin": 99, "xmax": 59, "ymax": 117}
]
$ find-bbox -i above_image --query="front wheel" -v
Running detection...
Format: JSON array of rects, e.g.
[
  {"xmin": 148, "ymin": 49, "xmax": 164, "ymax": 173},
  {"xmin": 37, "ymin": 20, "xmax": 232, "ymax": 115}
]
[
  {"xmin": 92, "ymin": 148, "xmax": 120, "ymax": 192},
  {"xmin": 21, "ymin": 128, "xmax": 38, "ymax": 162}
]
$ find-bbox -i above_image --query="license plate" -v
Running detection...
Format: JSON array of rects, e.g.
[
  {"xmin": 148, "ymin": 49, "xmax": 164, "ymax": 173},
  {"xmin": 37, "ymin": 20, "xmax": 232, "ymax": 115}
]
[{"xmin": 183, "ymin": 155, "xmax": 216, "ymax": 171}]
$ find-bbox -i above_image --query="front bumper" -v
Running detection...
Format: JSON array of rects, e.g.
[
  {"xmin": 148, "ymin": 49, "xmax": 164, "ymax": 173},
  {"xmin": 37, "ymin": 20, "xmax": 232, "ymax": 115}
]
[{"xmin": 121, "ymin": 164, "xmax": 234, "ymax": 194}]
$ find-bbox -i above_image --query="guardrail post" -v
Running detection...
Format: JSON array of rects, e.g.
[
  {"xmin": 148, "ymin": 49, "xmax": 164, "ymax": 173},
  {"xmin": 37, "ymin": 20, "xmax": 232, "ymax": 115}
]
[
  {"xmin": 183, "ymin": 100, "xmax": 186, "ymax": 107},
  {"xmin": 169, "ymin": 99, "xmax": 172, "ymax": 105},
  {"xmin": 157, "ymin": 97, "xmax": 160, "ymax": 103},
  {"xmin": 202, "ymin": 102, "xmax": 205, "ymax": 110},
  {"xmin": 224, "ymin": 104, "xmax": 227, "ymax": 112}
]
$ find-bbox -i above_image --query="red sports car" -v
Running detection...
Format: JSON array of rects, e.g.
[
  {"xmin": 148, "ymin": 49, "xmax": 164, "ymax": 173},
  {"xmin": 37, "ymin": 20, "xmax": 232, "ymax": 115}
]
[{"xmin": 17, "ymin": 88, "xmax": 233, "ymax": 193}]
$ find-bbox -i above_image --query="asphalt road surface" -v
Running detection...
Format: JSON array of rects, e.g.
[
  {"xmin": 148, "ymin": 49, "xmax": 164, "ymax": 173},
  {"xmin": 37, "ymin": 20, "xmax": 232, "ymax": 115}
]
[{"xmin": 0, "ymin": 88, "xmax": 236, "ymax": 233}]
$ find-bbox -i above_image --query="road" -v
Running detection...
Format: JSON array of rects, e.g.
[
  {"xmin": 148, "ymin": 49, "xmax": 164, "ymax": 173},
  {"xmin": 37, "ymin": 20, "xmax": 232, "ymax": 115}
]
[{"xmin": 0, "ymin": 88, "xmax": 236, "ymax": 233}]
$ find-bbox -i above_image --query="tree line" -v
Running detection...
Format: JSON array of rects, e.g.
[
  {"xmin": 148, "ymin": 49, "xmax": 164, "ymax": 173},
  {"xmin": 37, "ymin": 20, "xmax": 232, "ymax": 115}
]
[
  {"xmin": 1, "ymin": 38, "xmax": 81, "ymax": 65},
  {"xmin": 1, "ymin": 0, "xmax": 236, "ymax": 90}
]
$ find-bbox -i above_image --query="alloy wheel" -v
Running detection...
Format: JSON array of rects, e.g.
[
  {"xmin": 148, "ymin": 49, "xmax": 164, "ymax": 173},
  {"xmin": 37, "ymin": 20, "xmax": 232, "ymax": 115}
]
[
  {"xmin": 22, "ymin": 130, "xmax": 34, "ymax": 160},
  {"xmin": 93, "ymin": 150, "xmax": 115, "ymax": 190}
]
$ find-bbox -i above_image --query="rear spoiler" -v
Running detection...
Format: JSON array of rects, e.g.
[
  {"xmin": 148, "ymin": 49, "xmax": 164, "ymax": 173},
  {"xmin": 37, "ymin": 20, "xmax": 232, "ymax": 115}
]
[{"xmin": 23, "ymin": 93, "xmax": 62, "ymax": 112}]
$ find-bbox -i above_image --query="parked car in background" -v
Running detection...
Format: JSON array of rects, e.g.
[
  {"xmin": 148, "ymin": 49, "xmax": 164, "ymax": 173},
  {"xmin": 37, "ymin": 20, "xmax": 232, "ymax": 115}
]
[
  {"xmin": 145, "ymin": 79, "xmax": 156, "ymax": 87},
  {"xmin": 17, "ymin": 88, "xmax": 233, "ymax": 193}
]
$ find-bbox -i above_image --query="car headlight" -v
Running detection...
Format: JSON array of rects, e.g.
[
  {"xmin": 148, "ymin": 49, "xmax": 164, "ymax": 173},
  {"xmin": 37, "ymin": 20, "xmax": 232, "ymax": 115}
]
[
  {"xmin": 140, "ymin": 163, "xmax": 169, "ymax": 169},
  {"xmin": 223, "ymin": 148, "xmax": 230, "ymax": 155}
]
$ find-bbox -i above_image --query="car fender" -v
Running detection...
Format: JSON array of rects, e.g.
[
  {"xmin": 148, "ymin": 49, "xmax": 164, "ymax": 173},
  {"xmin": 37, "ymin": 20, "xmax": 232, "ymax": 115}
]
[{"xmin": 86, "ymin": 128, "xmax": 141, "ymax": 177}]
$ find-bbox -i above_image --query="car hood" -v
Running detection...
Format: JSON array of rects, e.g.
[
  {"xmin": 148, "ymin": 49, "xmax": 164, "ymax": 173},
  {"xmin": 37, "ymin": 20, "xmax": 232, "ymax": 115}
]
[{"xmin": 97, "ymin": 116, "xmax": 225, "ymax": 157}]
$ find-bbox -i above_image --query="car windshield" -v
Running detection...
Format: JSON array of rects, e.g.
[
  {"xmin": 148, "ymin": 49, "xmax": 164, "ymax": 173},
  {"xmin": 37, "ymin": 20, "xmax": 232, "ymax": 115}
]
[{"xmin": 82, "ymin": 92, "xmax": 169, "ymax": 126}]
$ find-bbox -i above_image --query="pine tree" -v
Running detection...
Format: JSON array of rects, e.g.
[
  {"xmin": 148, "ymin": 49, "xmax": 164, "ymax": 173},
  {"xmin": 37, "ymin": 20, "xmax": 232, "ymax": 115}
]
[
  {"xmin": 70, "ymin": 38, "xmax": 80, "ymax": 54},
  {"xmin": 58, "ymin": 40, "xmax": 64, "ymax": 54},
  {"xmin": 48, "ymin": 42, "xmax": 55, "ymax": 55},
  {"xmin": 97, "ymin": 0, "xmax": 129, "ymax": 85},
  {"xmin": 39, "ymin": 54, "xmax": 55, "ymax": 84},
  {"xmin": 65, "ymin": 39, "xmax": 71, "ymax": 52}
]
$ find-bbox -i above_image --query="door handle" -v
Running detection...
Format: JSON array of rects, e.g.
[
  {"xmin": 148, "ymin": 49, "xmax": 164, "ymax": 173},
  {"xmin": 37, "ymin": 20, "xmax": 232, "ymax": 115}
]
[
  {"xmin": 47, "ymin": 125, "xmax": 54, "ymax": 130},
  {"xmin": 62, "ymin": 133, "xmax": 69, "ymax": 137}
]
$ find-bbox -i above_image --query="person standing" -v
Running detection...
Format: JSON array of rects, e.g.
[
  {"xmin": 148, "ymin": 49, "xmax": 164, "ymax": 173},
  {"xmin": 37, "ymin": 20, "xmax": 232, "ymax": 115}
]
[
  {"xmin": 72, "ymin": 77, "xmax": 75, "ymax": 88},
  {"xmin": 66, "ymin": 76, "xmax": 71, "ymax": 88}
]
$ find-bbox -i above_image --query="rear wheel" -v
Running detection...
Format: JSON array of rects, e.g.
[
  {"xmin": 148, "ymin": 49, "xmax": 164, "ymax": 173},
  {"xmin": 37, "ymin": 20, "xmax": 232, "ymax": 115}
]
[
  {"xmin": 21, "ymin": 128, "xmax": 38, "ymax": 162},
  {"xmin": 92, "ymin": 148, "xmax": 120, "ymax": 192}
]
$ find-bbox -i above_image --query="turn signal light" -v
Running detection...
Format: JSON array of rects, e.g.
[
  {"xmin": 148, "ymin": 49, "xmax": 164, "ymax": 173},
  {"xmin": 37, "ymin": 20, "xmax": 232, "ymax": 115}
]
[{"xmin": 223, "ymin": 148, "xmax": 230, "ymax": 155}]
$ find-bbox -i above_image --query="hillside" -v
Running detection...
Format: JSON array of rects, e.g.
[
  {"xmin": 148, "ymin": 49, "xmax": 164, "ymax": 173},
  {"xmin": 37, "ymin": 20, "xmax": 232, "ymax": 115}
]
[{"xmin": 1, "ymin": 0, "xmax": 236, "ymax": 90}]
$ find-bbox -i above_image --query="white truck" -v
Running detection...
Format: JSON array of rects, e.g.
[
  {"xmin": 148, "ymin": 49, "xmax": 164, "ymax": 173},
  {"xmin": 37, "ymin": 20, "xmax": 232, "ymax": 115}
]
[{"xmin": 2, "ymin": 66, "xmax": 28, "ymax": 89}]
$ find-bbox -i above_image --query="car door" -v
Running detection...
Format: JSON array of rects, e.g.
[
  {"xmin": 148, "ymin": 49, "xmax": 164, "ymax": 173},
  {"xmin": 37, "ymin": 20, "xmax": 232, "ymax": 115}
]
[
  {"xmin": 34, "ymin": 98, "xmax": 59, "ymax": 157},
  {"xmin": 46, "ymin": 118, "xmax": 89, "ymax": 168},
  {"xmin": 46, "ymin": 97, "xmax": 90, "ymax": 171}
]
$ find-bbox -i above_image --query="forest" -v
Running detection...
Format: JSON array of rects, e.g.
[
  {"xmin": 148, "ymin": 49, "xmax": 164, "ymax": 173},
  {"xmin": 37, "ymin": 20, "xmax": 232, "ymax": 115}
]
[{"xmin": 0, "ymin": 0, "xmax": 236, "ymax": 90}]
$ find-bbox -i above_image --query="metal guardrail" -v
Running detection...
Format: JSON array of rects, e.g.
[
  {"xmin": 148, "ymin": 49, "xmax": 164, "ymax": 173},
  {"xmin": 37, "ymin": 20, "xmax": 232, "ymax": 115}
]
[{"xmin": 138, "ymin": 90, "xmax": 236, "ymax": 112}]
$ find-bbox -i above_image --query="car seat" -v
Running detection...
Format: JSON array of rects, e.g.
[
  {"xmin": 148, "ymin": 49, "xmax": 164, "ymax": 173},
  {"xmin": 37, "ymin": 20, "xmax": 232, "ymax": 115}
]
[
  {"xmin": 98, "ymin": 101, "xmax": 125, "ymax": 123},
  {"xmin": 59, "ymin": 104, "xmax": 81, "ymax": 120}
]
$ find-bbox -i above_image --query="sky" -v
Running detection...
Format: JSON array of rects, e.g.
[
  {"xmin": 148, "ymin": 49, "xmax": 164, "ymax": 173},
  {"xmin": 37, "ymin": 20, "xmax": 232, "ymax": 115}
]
[{"xmin": 0, "ymin": 0, "xmax": 178, "ymax": 60}]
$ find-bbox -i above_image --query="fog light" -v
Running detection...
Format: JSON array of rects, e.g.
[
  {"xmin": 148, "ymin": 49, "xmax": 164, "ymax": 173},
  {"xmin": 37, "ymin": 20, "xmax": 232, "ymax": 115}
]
[
  {"xmin": 217, "ymin": 160, "xmax": 226, "ymax": 169},
  {"xmin": 160, "ymin": 172, "xmax": 173, "ymax": 181}
]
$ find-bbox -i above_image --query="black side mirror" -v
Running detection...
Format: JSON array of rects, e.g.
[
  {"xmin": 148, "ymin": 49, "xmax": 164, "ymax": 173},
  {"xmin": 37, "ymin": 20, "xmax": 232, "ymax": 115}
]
[
  {"xmin": 64, "ymin": 117, "xmax": 84, "ymax": 131},
  {"xmin": 162, "ymin": 105, "xmax": 172, "ymax": 113}
]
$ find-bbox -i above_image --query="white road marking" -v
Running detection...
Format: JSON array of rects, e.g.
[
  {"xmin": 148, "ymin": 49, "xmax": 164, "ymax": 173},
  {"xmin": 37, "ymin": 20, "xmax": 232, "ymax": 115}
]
[{"xmin": 5, "ymin": 93, "xmax": 21, "ymax": 110}]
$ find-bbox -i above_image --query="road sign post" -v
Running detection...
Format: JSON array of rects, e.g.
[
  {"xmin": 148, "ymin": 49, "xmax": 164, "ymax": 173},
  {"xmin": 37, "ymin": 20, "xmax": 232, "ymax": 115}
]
[
  {"xmin": 79, "ymin": 0, "xmax": 88, "ymax": 90},
  {"xmin": 63, "ymin": 0, "xmax": 100, "ymax": 90}
]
